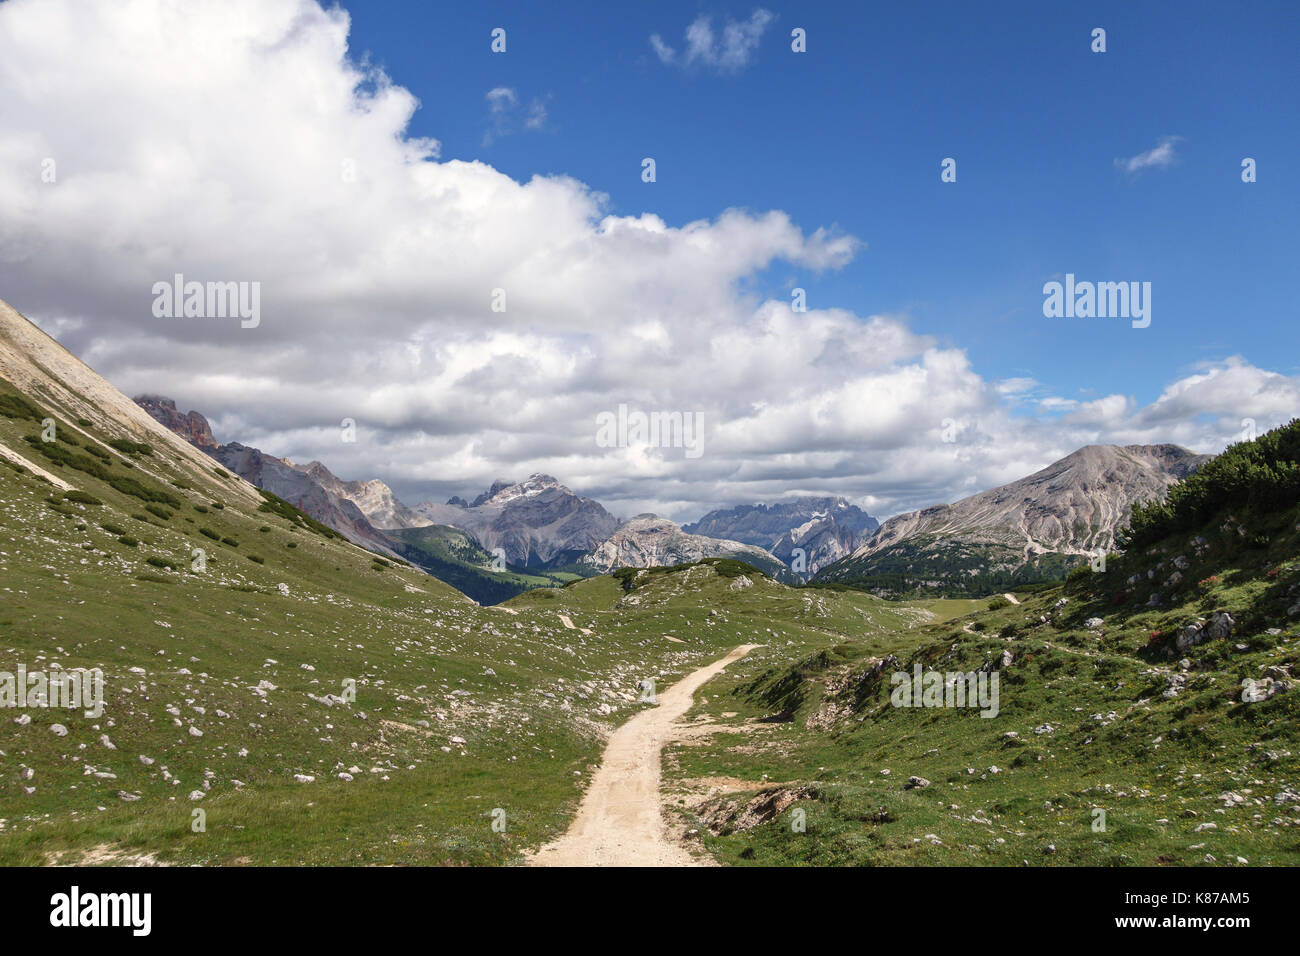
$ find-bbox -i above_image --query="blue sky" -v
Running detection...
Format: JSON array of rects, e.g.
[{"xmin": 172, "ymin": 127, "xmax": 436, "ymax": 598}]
[
  {"xmin": 350, "ymin": 0, "xmax": 1300, "ymax": 405},
  {"xmin": 1, "ymin": 0, "xmax": 1297, "ymax": 519}
]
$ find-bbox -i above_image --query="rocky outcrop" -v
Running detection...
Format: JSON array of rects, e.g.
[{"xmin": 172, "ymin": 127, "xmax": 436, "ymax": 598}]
[
  {"xmin": 133, "ymin": 395, "xmax": 220, "ymax": 451},
  {"xmin": 582, "ymin": 514, "xmax": 785, "ymax": 576},
  {"xmin": 299, "ymin": 463, "xmax": 424, "ymax": 530},
  {"xmin": 212, "ymin": 443, "xmax": 400, "ymax": 557},
  {"xmin": 134, "ymin": 395, "xmax": 405, "ymax": 558}
]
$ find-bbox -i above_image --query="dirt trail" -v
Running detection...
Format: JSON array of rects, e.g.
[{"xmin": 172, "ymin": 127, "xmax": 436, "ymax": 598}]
[
  {"xmin": 529, "ymin": 644, "xmax": 759, "ymax": 867},
  {"xmin": 1002, "ymin": 593, "xmax": 1021, "ymax": 605}
]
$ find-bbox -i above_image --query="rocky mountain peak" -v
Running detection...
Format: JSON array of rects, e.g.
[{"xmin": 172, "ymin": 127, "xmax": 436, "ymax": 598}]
[
  {"xmin": 470, "ymin": 473, "xmax": 566, "ymax": 507},
  {"xmin": 133, "ymin": 394, "xmax": 220, "ymax": 451}
]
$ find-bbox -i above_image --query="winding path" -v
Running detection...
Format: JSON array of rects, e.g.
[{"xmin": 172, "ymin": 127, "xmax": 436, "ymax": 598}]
[{"xmin": 529, "ymin": 644, "xmax": 759, "ymax": 867}]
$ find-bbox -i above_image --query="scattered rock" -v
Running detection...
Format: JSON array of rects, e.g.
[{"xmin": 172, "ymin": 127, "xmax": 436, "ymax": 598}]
[{"xmin": 1241, "ymin": 677, "xmax": 1292, "ymax": 703}]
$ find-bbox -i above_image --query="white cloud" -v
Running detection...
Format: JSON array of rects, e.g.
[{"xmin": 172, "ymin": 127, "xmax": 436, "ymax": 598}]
[
  {"xmin": 0, "ymin": 0, "xmax": 1292, "ymax": 526},
  {"xmin": 650, "ymin": 9, "xmax": 775, "ymax": 73},
  {"xmin": 486, "ymin": 87, "xmax": 517, "ymax": 113},
  {"xmin": 524, "ymin": 97, "xmax": 548, "ymax": 130},
  {"xmin": 1115, "ymin": 136, "xmax": 1181, "ymax": 174},
  {"xmin": 483, "ymin": 87, "xmax": 547, "ymax": 146}
]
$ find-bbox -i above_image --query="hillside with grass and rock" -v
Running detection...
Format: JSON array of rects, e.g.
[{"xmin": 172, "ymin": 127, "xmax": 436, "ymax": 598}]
[{"xmin": 661, "ymin": 424, "xmax": 1299, "ymax": 866}]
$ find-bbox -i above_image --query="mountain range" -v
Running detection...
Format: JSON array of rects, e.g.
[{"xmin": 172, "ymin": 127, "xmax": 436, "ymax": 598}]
[
  {"xmin": 684, "ymin": 498, "xmax": 879, "ymax": 574},
  {"xmin": 132, "ymin": 383, "xmax": 1212, "ymax": 604},
  {"xmin": 814, "ymin": 442, "xmax": 1211, "ymax": 596},
  {"xmin": 131, "ymin": 395, "xmax": 802, "ymax": 598}
]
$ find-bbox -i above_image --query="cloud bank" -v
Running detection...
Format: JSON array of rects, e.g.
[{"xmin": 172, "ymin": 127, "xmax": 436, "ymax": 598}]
[{"xmin": 0, "ymin": 0, "xmax": 1292, "ymax": 524}]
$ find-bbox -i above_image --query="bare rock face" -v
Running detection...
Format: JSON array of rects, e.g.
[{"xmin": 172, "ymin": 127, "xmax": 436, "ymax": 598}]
[
  {"xmin": 213, "ymin": 444, "xmax": 400, "ymax": 557},
  {"xmin": 134, "ymin": 394, "xmax": 406, "ymax": 559},
  {"xmin": 581, "ymin": 514, "xmax": 784, "ymax": 576},
  {"xmin": 684, "ymin": 497, "xmax": 878, "ymax": 575},
  {"xmin": 415, "ymin": 475, "xmax": 619, "ymax": 568},
  {"xmin": 818, "ymin": 443, "xmax": 1211, "ymax": 591},
  {"xmin": 299, "ymin": 463, "xmax": 424, "ymax": 530},
  {"xmin": 133, "ymin": 395, "xmax": 219, "ymax": 450}
]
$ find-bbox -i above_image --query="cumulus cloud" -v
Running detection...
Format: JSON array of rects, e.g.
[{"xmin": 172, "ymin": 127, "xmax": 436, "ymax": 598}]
[
  {"xmin": 650, "ymin": 9, "xmax": 775, "ymax": 73},
  {"xmin": 1115, "ymin": 136, "xmax": 1181, "ymax": 175},
  {"xmin": 0, "ymin": 0, "xmax": 1292, "ymax": 526}
]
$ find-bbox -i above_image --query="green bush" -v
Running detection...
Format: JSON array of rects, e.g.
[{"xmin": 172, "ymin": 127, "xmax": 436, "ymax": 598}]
[
  {"xmin": 145, "ymin": 504, "xmax": 172, "ymax": 520},
  {"xmin": 108, "ymin": 438, "xmax": 153, "ymax": 456},
  {"xmin": 62, "ymin": 490, "xmax": 102, "ymax": 506},
  {"xmin": 117, "ymin": 536, "xmax": 139, "ymax": 547},
  {"xmin": 1124, "ymin": 419, "xmax": 1300, "ymax": 550},
  {"xmin": 256, "ymin": 489, "xmax": 340, "ymax": 539},
  {"xmin": 0, "ymin": 392, "xmax": 43, "ymax": 421}
]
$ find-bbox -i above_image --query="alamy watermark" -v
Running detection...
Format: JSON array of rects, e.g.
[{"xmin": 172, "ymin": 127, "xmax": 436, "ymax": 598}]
[
  {"xmin": 1, "ymin": 665, "xmax": 104, "ymax": 718},
  {"xmin": 152, "ymin": 273, "xmax": 260, "ymax": 328},
  {"xmin": 596, "ymin": 404, "xmax": 703, "ymax": 459},
  {"xmin": 891, "ymin": 663, "xmax": 999, "ymax": 718},
  {"xmin": 1042, "ymin": 274, "xmax": 1150, "ymax": 329}
]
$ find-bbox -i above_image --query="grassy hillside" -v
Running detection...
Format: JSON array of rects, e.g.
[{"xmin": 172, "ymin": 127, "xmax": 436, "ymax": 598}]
[
  {"xmin": 661, "ymin": 426, "xmax": 1300, "ymax": 866},
  {"xmin": 0, "ymin": 378, "xmax": 750, "ymax": 863}
]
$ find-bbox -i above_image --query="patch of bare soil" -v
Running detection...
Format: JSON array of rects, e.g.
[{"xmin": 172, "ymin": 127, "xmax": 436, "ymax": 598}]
[{"xmin": 49, "ymin": 843, "xmax": 172, "ymax": 866}]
